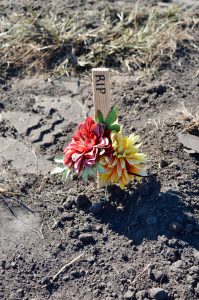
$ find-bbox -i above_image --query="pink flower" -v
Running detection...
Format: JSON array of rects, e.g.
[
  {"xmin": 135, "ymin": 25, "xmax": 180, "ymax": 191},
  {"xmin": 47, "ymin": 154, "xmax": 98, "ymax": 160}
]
[{"xmin": 64, "ymin": 117, "xmax": 110, "ymax": 174}]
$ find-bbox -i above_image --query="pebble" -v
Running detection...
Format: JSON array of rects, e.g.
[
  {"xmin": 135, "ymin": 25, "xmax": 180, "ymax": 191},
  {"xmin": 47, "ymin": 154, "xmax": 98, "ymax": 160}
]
[
  {"xmin": 124, "ymin": 290, "xmax": 134, "ymax": 299},
  {"xmin": 17, "ymin": 289, "xmax": 24, "ymax": 297},
  {"xmin": 169, "ymin": 222, "xmax": 183, "ymax": 234},
  {"xmin": 98, "ymin": 282, "xmax": 106, "ymax": 289},
  {"xmin": 71, "ymin": 270, "xmax": 81, "ymax": 278},
  {"xmin": 63, "ymin": 197, "xmax": 75, "ymax": 209},
  {"xmin": 135, "ymin": 290, "xmax": 147, "ymax": 299},
  {"xmin": 75, "ymin": 194, "xmax": 90, "ymax": 207},
  {"xmin": 95, "ymin": 225, "xmax": 103, "ymax": 233},
  {"xmin": 11, "ymin": 261, "xmax": 17, "ymax": 269},
  {"xmin": 189, "ymin": 266, "xmax": 199, "ymax": 274},
  {"xmin": 60, "ymin": 212, "xmax": 74, "ymax": 222},
  {"xmin": 195, "ymin": 282, "xmax": 199, "ymax": 294},
  {"xmin": 79, "ymin": 233, "xmax": 95, "ymax": 244},
  {"xmin": 41, "ymin": 276, "xmax": 50, "ymax": 285},
  {"xmin": 87, "ymin": 256, "xmax": 96, "ymax": 263},
  {"xmin": 170, "ymin": 260, "xmax": 183, "ymax": 272},
  {"xmin": 89, "ymin": 202, "xmax": 104, "ymax": 214},
  {"xmin": 168, "ymin": 238, "xmax": 179, "ymax": 248},
  {"xmin": 149, "ymin": 288, "xmax": 168, "ymax": 300},
  {"xmin": 63, "ymin": 275, "xmax": 70, "ymax": 282},
  {"xmin": 67, "ymin": 228, "xmax": 79, "ymax": 238},
  {"xmin": 187, "ymin": 275, "xmax": 195, "ymax": 285},
  {"xmin": 159, "ymin": 159, "xmax": 168, "ymax": 168},
  {"xmin": 93, "ymin": 289, "xmax": 100, "ymax": 297},
  {"xmin": 193, "ymin": 250, "xmax": 199, "ymax": 260},
  {"xmin": 81, "ymin": 224, "xmax": 93, "ymax": 232},
  {"xmin": 150, "ymin": 270, "xmax": 167, "ymax": 283},
  {"xmin": 51, "ymin": 220, "xmax": 62, "ymax": 230}
]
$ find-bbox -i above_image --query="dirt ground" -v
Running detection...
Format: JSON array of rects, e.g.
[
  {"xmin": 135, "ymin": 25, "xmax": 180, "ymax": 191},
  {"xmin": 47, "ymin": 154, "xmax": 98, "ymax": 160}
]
[{"xmin": 0, "ymin": 0, "xmax": 199, "ymax": 300}]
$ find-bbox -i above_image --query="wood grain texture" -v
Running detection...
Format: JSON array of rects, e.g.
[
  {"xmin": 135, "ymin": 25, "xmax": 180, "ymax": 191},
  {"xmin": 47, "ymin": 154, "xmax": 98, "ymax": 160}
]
[
  {"xmin": 92, "ymin": 68, "xmax": 110, "ymax": 120},
  {"xmin": 92, "ymin": 68, "xmax": 111, "ymax": 188}
]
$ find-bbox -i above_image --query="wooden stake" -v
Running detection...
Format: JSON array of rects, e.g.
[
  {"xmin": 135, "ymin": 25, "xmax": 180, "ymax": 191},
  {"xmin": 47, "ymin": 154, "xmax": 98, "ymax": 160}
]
[
  {"xmin": 92, "ymin": 68, "xmax": 110, "ymax": 120},
  {"xmin": 92, "ymin": 68, "xmax": 111, "ymax": 188}
]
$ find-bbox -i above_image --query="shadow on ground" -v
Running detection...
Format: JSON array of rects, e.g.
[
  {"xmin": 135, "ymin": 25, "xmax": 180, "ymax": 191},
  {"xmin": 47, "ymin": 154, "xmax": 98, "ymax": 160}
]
[{"xmin": 96, "ymin": 176, "xmax": 199, "ymax": 249}]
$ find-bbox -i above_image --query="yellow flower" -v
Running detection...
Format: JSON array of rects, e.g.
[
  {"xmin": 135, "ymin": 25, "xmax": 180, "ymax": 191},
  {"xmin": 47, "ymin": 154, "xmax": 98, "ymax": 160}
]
[{"xmin": 99, "ymin": 131, "xmax": 147, "ymax": 189}]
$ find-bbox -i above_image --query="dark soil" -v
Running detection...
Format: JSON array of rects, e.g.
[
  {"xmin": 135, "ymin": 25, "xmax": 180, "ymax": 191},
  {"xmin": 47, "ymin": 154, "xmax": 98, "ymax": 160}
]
[{"xmin": 0, "ymin": 1, "xmax": 199, "ymax": 300}]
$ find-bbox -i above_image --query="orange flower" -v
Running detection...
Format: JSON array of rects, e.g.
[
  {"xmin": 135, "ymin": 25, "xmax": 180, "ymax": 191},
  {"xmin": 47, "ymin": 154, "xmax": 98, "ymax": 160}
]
[{"xmin": 99, "ymin": 131, "xmax": 147, "ymax": 189}]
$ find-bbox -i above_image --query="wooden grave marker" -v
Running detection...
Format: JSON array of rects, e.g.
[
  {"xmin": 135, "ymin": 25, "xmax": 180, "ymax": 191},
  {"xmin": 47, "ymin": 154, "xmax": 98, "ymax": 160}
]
[{"xmin": 92, "ymin": 68, "xmax": 111, "ymax": 187}]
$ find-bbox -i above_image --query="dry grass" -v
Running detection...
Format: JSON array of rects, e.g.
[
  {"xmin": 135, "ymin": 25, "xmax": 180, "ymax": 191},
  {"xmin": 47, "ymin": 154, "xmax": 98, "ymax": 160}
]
[
  {"xmin": 0, "ymin": 4, "xmax": 198, "ymax": 79},
  {"xmin": 176, "ymin": 103, "xmax": 199, "ymax": 135}
]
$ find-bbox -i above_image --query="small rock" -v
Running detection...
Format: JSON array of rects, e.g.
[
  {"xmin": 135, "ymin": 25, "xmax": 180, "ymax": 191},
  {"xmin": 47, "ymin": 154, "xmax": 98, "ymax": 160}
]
[
  {"xmin": 149, "ymin": 288, "xmax": 168, "ymax": 300},
  {"xmin": 63, "ymin": 197, "xmax": 75, "ymax": 209},
  {"xmin": 168, "ymin": 238, "xmax": 179, "ymax": 248},
  {"xmin": 41, "ymin": 276, "xmax": 50, "ymax": 285},
  {"xmin": 16, "ymin": 289, "xmax": 24, "ymax": 297},
  {"xmin": 195, "ymin": 282, "xmax": 199, "ymax": 294},
  {"xmin": 189, "ymin": 266, "xmax": 199, "ymax": 274},
  {"xmin": 158, "ymin": 235, "xmax": 168, "ymax": 245},
  {"xmin": 60, "ymin": 212, "xmax": 74, "ymax": 222},
  {"xmin": 170, "ymin": 260, "xmax": 183, "ymax": 272},
  {"xmin": 124, "ymin": 290, "xmax": 134, "ymax": 299},
  {"xmin": 193, "ymin": 250, "xmax": 199, "ymax": 260},
  {"xmin": 89, "ymin": 202, "xmax": 104, "ymax": 214},
  {"xmin": 11, "ymin": 261, "xmax": 17, "ymax": 269},
  {"xmin": 80, "ymin": 269, "xmax": 86, "ymax": 276},
  {"xmin": 169, "ymin": 222, "xmax": 183, "ymax": 234},
  {"xmin": 187, "ymin": 275, "xmax": 195, "ymax": 285},
  {"xmin": 79, "ymin": 233, "xmax": 95, "ymax": 244},
  {"xmin": 51, "ymin": 220, "xmax": 62, "ymax": 230},
  {"xmin": 67, "ymin": 228, "xmax": 79, "ymax": 238},
  {"xmin": 186, "ymin": 223, "xmax": 193, "ymax": 233},
  {"xmin": 121, "ymin": 254, "xmax": 129, "ymax": 262},
  {"xmin": 98, "ymin": 282, "xmax": 106, "ymax": 289},
  {"xmin": 87, "ymin": 256, "xmax": 96, "ymax": 263},
  {"xmin": 63, "ymin": 275, "xmax": 70, "ymax": 282},
  {"xmin": 93, "ymin": 289, "xmax": 100, "ymax": 297},
  {"xmin": 160, "ymin": 159, "xmax": 168, "ymax": 168},
  {"xmin": 95, "ymin": 225, "xmax": 103, "ymax": 233},
  {"xmin": 81, "ymin": 224, "xmax": 93, "ymax": 232},
  {"xmin": 71, "ymin": 270, "xmax": 81, "ymax": 278},
  {"xmin": 146, "ymin": 217, "xmax": 157, "ymax": 226},
  {"xmin": 8, "ymin": 293, "xmax": 18, "ymax": 300},
  {"xmin": 57, "ymin": 206, "xmax": 64, "ymax": 212},
  {"xmin": 150, "ymin": 270, "xmax": 167, "ymax": 283},
  {"xmin": 75, "ymin": 194, "xmax": 90, "ymax": 207},
  {"xmin": 135, "ymin": 290, "xmax": 147, "ymax": 299}
]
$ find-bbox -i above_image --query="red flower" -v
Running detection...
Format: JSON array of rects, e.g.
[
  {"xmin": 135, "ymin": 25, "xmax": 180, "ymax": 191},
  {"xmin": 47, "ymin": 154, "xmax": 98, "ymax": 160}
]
[{"xmin": 64, "ymin": 117, "xmax": 110, "ymax": 174}]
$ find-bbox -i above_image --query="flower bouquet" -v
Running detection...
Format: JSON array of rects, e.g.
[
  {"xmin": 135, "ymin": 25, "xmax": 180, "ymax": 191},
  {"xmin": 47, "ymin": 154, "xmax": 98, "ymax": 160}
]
[{"xmin": 51, "ymin": 107, "xmax": 147, "ymax": 189}]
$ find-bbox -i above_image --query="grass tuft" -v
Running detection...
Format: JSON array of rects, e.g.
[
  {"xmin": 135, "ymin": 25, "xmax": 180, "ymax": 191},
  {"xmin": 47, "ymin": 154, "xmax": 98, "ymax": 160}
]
[{"xmin": 0, "ymin": 5, "xmax": 198, "ymax": 79}]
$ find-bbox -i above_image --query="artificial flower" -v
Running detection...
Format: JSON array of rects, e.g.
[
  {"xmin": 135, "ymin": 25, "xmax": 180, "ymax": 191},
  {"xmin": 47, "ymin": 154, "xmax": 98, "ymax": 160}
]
[
  {"xmin": 99, "ymin": 131, "xmax": 147, "ymax": 189},
  {"xmin": 64, "ymin": 116, "xmax": 110, "ymax": 174}
]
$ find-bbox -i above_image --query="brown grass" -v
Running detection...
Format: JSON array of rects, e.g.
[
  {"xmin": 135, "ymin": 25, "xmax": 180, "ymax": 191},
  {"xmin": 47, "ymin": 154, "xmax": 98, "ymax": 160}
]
[{"xmin": 0, "ymin": 4, "xmax": 198, "ymax": 79}]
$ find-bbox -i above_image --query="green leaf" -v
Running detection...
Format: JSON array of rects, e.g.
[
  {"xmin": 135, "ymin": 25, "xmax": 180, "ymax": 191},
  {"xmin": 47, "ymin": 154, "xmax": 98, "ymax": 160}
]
[
  {"xmin": 96, "ymin": 110, "xmax": 104, "ymax": 123},
  {"xmin": 94, "ymin": 162, "xmax": 106, "ymax": 174},
  {"xmin": 62, "ymin": 168, "xmax": 71, "ymax": 182},
  {"xmin": 54, "ymin": 156, "xmax": 64, "ymax": 164},
  {"xmin": 109, "ymin": 124, "xmax": 120, "ymax": 132},
  {"xmin": 82, "ymin": 167, "xmax": 96, "ymax": 181},
  {"xmin": 105, "ymin": 106, "xmax": 118, "ymax": 127},
  {"xmin": 51, "ymin": 166, "xmax": 65, "ymax": 175}
]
